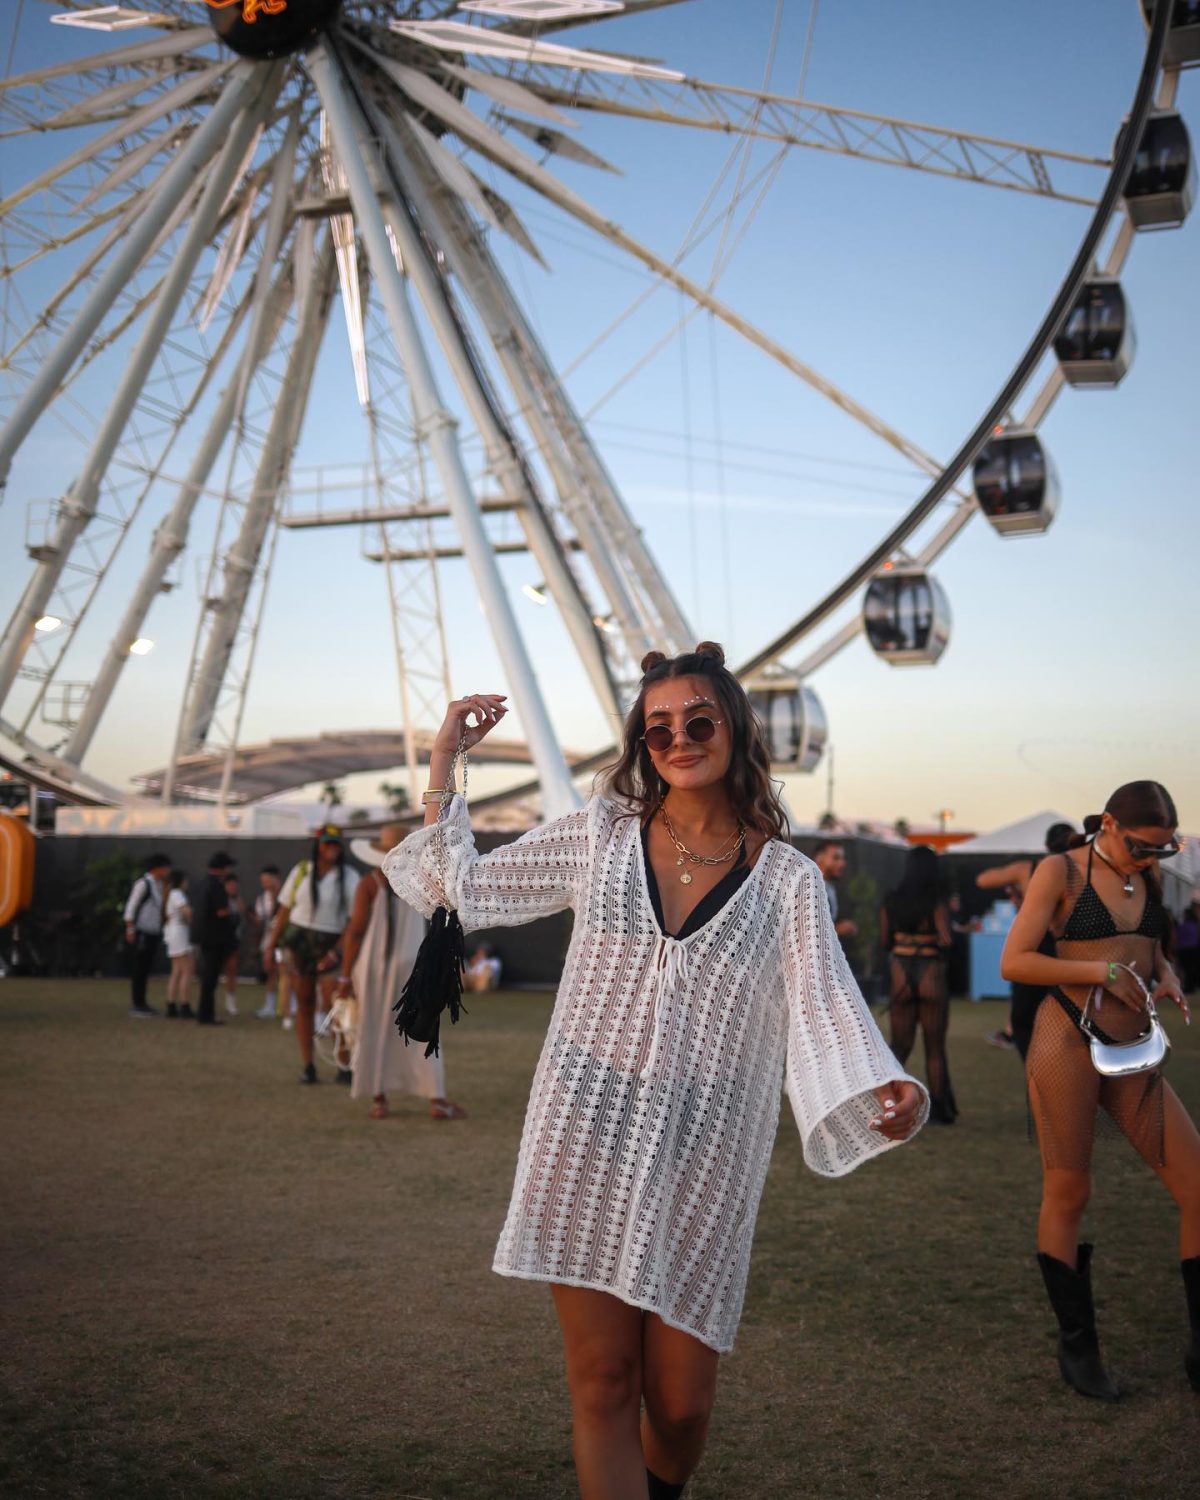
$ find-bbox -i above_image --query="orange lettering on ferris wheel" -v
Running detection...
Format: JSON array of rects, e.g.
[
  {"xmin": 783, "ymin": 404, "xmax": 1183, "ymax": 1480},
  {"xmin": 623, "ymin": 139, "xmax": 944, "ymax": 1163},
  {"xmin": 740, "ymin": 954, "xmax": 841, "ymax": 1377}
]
[{"xmin": 206, "ymin": 0, "xmax": 289, "ymax": 24}]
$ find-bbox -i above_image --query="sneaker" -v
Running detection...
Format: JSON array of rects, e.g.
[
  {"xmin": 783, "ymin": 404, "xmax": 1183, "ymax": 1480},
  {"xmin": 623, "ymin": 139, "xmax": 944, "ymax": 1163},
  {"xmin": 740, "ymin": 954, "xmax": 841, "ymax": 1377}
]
[
  {"xmin": 254, "ymin": 999, "xmax": 276, "ymax": 1019},
  {"xmin": 281, "ymin": 1015, "xmax": 294, "ymax": 1031},
  {"xmin": 129, "ymin": 1004, "xmax": 160, "ymax": 1018},
  {"xmin": 300, "ymin": 1062, "xmax": 318, "ymax": 1085},
  {"xmin": 224, "ymin": 991, "xmax": 239, "ymax": 1017},
  {"xmin": 986, "ymin": 1029, "xmax": 1016, "ymax": 1051}
]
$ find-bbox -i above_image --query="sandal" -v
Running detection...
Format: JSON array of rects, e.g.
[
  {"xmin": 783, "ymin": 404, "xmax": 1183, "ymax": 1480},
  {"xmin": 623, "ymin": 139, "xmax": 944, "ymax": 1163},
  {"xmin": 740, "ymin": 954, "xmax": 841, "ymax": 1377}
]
[
  {"xmin": 430, "ymin": 1099, "xmax": 467, "ymax": 1121},
  {"xmin": 369, "ymin": 1099, "xmax": 388, "ymax": 1120}
]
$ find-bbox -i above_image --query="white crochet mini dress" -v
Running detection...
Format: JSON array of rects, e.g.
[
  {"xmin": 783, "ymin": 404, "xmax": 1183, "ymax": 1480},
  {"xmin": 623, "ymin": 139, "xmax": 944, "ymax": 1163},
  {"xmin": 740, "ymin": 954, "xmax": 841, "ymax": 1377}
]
[{"xmin": 383, "ymin": 795, "xmax": 927, "ymax": 1352}]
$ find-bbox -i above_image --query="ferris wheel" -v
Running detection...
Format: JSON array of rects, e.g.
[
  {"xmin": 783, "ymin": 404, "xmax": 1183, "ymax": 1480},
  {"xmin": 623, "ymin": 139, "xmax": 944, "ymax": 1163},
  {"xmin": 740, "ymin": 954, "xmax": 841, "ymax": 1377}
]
[{"xmin": 0, "ymin": 0, "xmax": 1194, "ymax": 819}]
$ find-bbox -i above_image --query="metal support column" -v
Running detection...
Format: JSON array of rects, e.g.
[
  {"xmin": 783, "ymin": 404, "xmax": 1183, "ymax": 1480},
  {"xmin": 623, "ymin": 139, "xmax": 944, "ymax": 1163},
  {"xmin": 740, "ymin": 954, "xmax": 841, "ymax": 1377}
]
[
  {"xmin": 307, "ymin": 40, "xmax": 579, "ymax": 815},
  {"xmin": 63, "ymin": 267, "xmax": 295, "ymax": 764}
]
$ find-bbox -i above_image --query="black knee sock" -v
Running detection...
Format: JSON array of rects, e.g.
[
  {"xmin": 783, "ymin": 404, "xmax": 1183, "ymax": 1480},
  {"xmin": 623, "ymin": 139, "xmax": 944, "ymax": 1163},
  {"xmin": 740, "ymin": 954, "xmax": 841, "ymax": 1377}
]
[{"xmin": 646, "ymin": 1470, "xmax": 685, "ymax": 1500}]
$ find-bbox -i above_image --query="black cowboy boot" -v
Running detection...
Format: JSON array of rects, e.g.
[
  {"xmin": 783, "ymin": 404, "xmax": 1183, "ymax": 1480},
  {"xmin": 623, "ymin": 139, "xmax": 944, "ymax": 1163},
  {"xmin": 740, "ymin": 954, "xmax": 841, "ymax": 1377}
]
[
  {"xmin": 646, "ymin": 1471, "xmax": 686, "ymax": 1500},
  {"xmin": 1182, "ymin": 1257, "xmax": 1200, "ymax": 1392},
  {"xmin": 1036, "ymin": 1242, "xmax": 1119, "ymax": 1401}
]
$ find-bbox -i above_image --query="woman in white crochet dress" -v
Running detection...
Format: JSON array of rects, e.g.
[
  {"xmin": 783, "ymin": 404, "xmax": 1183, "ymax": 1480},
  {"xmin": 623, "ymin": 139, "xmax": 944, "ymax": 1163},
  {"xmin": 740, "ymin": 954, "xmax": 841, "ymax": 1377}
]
[{"xmin": 384, "ymin": 643, "xmax": 927, "ymax": 1500}]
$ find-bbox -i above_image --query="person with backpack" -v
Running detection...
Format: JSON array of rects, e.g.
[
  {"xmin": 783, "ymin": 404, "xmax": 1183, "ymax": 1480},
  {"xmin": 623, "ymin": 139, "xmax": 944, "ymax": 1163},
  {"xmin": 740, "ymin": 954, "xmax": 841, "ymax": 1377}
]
[{"xmin": 122, "ymin": 852, "xmax": 170, "ymax": 1018}]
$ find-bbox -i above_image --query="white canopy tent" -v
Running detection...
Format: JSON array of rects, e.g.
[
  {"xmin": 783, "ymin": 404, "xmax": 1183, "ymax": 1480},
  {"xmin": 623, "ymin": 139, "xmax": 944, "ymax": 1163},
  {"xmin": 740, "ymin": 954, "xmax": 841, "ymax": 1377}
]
[{"xmin": 950, "ymin": 811, "xmax": 1079, "ymax": 856}]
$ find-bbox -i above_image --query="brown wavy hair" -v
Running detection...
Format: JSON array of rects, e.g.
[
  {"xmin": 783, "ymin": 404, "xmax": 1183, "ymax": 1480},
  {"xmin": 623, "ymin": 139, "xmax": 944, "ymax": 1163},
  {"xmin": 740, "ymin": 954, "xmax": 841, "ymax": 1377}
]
[{"xmin": 598, "ymin": 642, "xmax": 789, "ymax": 840}]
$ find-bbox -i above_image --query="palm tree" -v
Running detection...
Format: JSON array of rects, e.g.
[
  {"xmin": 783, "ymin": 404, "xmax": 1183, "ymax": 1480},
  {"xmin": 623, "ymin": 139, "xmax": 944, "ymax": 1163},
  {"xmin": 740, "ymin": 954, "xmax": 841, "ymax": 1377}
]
[
  {"xmin": 379, "ymin": 780, "xmax": 410, "ymax": 815},
  {"xmin": 321, "ymin": 782, "xmax": 345, "ymax": 822}
]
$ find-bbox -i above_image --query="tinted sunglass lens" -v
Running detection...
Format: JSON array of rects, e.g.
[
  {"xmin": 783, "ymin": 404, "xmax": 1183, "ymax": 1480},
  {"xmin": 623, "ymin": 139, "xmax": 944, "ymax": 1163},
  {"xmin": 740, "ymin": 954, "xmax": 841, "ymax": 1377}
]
[
  {"xmin": 686, "ymin": 716, "xmax": 716, "ymax": 743},
  {"xmin": 644, "ymin": 725, "xmax": 673, "ymax": 751}
]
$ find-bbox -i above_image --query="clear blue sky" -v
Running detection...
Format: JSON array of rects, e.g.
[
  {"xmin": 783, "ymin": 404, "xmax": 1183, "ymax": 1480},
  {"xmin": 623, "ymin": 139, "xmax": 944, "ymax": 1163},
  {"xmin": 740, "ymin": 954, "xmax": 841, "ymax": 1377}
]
[{"xmin": 1, "ymin": 1, "xmax": 1196, "ymax": 831}]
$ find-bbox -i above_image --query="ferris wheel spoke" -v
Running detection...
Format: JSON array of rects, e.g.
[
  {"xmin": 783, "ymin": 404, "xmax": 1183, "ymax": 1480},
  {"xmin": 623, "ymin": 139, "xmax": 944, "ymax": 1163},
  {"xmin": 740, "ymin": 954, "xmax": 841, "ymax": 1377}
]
[
  {"xmin": 370, "ymin": 41, "xmax": 964, "ymax": 488},
  {"xmin": 0, "ymin": 64, "xmax": 285, "ymax": 715},
  {"xmin": 0, "ymin": 26, "xmax": 215, "ymax": 96},
  {"xmin": 0, "ymin": 60, "xmax": 230, "ymax": 224},
  {"xmin": 372, "ymin": 106, "xmax": 623, "ymax": 716},
  {"xmin": 509, "ymin": 71, "xmax": 1108, "ymax": 206},
  {"xmin": 0, "ymin": 59, "xmax": 265, "ymax": 494}
]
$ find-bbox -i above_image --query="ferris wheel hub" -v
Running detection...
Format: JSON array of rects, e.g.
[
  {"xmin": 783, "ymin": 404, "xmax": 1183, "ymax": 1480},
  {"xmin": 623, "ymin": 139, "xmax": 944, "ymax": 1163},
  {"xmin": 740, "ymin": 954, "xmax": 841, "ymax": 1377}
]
[{"xmin": 206, "ymin": 0, "xmax": 344, "ymax": 61}]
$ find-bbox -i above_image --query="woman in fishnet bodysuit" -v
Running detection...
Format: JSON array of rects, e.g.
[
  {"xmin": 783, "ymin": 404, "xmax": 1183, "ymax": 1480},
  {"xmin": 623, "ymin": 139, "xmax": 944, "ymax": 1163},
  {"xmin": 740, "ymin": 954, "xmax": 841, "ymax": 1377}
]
[
  {"xmin": 1002, "ymin": 781, "xmax": 1197, "ymax": 1400},
  {"xmin": 385, "ymin": 645, "xmax": 927, "ymax": 1500},
  {"xmin": 881, "ymin": 845, "xmax": 956, "ymax": 1123}
]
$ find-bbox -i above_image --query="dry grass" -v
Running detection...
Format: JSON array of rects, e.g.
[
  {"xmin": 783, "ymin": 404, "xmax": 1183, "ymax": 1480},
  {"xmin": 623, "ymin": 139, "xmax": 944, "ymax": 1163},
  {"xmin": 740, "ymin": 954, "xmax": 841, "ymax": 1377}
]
[{"xmin": 2, "ymin": 978, "xmax": 1198, "ymax": 1499}]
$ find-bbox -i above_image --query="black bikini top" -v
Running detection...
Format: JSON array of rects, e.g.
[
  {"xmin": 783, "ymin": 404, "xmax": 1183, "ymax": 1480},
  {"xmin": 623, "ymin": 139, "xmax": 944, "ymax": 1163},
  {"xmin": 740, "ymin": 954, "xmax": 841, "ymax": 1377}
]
[
  {"xmin": 1058, "ymin": 845, "xmax": 1168, "ymax": 943},
  {"xmin": 640, "ymin": 822, "xmax": 752, "ymax": 940}
]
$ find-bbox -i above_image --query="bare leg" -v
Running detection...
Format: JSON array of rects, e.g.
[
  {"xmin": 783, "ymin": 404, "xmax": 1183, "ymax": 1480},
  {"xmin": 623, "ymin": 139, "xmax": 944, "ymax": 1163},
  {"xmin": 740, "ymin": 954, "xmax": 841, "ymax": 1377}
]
[
  {"xmin": 292, "ymin": 974, "xmax": 316, "ymax": 1067},
  {"xmin": 640, "ymin": 1313, "xmax": 719, "ymax": 1487},
  {"xmin": 551, "ymin": 1285, "xmax": 647, "ymax": 1500}
]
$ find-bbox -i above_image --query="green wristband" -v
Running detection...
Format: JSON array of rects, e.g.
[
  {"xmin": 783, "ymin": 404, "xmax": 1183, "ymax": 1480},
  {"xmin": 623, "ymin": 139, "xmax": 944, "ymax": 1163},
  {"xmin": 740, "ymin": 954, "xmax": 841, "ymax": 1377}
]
[{"xmin": 1107, "ymin": 960, "xmax": 1119, "ymax": 982}]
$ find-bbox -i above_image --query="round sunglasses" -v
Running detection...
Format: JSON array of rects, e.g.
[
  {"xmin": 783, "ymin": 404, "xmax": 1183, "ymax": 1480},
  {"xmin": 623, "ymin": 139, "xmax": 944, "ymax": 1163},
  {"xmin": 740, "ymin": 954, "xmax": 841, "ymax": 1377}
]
[{"xmin": 641, "ymin": 715, "xmax": 723, "ymax": 753}]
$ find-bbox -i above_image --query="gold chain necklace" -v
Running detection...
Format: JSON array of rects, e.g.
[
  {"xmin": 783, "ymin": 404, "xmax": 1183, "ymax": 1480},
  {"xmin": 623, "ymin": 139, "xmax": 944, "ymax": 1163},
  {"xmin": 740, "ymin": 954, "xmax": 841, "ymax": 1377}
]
[{"xmin": 659, "ymin": 806, "xmax": 745, "ymax": 886}]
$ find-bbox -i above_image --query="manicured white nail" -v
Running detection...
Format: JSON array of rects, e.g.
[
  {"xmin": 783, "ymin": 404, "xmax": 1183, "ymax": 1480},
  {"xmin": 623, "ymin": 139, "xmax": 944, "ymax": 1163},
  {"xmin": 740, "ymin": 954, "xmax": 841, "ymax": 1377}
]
[
  {"xmin": 884, "ymin": 1099, "xmax": 895, "ymax": 1108},
  {"xmin": 885, "ymin": 1110, "xmax": 895, "ymax": 1120}
]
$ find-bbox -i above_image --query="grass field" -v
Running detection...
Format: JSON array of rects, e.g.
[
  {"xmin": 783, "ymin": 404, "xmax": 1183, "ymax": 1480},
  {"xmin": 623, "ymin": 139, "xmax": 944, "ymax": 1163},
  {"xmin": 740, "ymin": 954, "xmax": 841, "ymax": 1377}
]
[{"xmin": 2, "ymin": 978, "xmax": 1198, "ymax": 1500}]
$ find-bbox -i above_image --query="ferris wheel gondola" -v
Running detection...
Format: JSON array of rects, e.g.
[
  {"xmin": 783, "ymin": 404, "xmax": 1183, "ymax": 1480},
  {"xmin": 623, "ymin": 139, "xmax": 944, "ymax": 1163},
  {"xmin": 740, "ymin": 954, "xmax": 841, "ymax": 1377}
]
[
  {"xmin": 972, "ymin": 430, "xmax": 1061, "ymax": 536},
  {"xmin": 1141, "ymin": 1, "xmax": 1200, "ymax": 69},
  {"xmin": 863, "ymin": 568, "xmax": 951, "ymax": 667},
  {"xmin": 1053, "ymin": 277, "xmax": 1136, "ymax": 386},
  {"xmin": 1120, "ymin": 109, "xmax": 1196, "ymax": 227},
  {"xmin": 745, "ymin": 670, "xmax": 827, "ymax": 773}
]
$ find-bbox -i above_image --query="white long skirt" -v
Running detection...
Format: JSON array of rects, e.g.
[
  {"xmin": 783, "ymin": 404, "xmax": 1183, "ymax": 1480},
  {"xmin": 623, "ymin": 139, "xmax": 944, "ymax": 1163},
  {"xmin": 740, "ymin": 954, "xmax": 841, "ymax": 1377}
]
[{"xmin": 350, "ymin": 883, "xmax": 445, "ymax": 1101}]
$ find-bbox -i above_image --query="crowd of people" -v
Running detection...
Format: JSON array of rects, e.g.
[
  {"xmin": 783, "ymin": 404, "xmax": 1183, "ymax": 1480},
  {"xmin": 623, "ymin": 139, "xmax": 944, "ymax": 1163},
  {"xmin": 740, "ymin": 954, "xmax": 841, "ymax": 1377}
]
[{"xmin": 119, "ymin": 827, "xmax": 492, "ymax": 1120}]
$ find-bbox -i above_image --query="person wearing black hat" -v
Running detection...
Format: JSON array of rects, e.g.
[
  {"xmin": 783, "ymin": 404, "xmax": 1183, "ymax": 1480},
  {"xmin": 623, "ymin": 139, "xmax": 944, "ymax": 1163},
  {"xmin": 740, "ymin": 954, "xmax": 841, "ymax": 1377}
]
[
  {"xmin": 193, "ymin": 851, "xmax": 237, "ymax": 1027},
  {"xmin": 123, "ymin": 852, "xmax": 171, "ymax": 1018}
]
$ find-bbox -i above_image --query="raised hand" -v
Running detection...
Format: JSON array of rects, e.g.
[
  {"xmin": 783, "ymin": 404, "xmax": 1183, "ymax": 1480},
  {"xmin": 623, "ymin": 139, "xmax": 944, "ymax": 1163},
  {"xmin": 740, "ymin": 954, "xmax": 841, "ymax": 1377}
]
[{"xmin": 433, "ymin": 693, "xmax": 509, "ymax": 755}]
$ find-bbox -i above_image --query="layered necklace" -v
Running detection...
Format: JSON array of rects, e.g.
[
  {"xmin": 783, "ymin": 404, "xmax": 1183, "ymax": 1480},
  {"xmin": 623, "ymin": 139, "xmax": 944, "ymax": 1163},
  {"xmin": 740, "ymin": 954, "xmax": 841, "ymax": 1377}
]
[
  {"xmin": 659, "ymin": 805, "xmax": 746, "ymax": 886},
  {"xmin": 1092, "ymin": 836, "xmax": 1135, "ymax": 898}
]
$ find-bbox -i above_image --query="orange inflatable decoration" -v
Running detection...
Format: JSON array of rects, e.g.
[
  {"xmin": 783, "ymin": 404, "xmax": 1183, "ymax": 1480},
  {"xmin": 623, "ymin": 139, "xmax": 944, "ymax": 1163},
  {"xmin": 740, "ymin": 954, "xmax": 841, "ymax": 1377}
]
[{"xmin": 0, "ymin": 812, "xmax": 35, "ymax": 928}]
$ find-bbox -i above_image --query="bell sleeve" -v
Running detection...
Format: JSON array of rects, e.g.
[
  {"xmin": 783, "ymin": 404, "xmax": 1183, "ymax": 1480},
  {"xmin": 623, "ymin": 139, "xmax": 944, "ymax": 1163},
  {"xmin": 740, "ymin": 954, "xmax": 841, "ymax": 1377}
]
[
  {"xmin": 381, "ymin": 795, "xmax": 592, "ymax": 930},
  {"xmin": 782, "ymin": 859, "xmax": 929, "ymax": 1176}
]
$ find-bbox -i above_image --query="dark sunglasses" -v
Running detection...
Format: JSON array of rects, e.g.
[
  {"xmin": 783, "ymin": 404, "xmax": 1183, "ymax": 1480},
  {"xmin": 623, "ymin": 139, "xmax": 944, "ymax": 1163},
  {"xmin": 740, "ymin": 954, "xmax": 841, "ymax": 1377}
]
[
  {"xmin": 1122, "ymin": 833, "xmax": 1181, "ymax": 861},
  {"xmin": 641, "ymin": 715, "xmax": 722, "ymax": 753}
]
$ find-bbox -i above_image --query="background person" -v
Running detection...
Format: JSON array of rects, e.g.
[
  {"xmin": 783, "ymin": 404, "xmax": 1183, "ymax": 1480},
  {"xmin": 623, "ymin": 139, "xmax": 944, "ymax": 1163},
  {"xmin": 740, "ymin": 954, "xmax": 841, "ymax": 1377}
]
[
  {"xmin": 339, "ymin": 826, "xmax": 466, "ymax": 1121},
  {"xmin": 192, "ymin": 851, "xmax": 237, "ymax": 1028},
  {"xmin": 812, "ymin": 839, "xmax": 858, "ymax": 945},
  {"xmin": 1002, "ymin": 781, "xmax": 1195, "ymax": 1401},
  {"xmin": 222, "ymin": 874, "xmax": 243, "ymax": 1017},
  {"xmin": 383, "ymin": 645, "xmax": 925, "ymax": 1500},
  {"xmin": 123, "ymin": 852, "xmax": 170, "ymax": 1018},
  {"xmin": 251, "ymin": 865, "xmax": 281, "ymax": 1019},
  {"xmin": 269, "ymin": 826, "xmax": 359, "ymax": 1085},
  {"xmin": 881, "ymin": 845, "xmax": 956, "ymax": 1124},
  {"xmin": 464, "ymin": 941, "xmax": 502, "ymax": 994},
  {"xmin": 162, "ymin": 869, "xmax": 195, "ymax": 1020},
  {"xmin": 977, "ymin": 821, "xmax": 1076, "ymax": 1057}
]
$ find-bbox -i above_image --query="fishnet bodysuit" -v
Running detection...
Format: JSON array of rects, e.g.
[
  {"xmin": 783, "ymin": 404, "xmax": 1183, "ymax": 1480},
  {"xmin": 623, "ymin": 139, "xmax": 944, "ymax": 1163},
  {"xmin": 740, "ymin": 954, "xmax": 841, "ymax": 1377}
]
[
  {"xmin": 1026, "ymin": 846, "xmax": 1167, "ymax": 1170},
  {"xmin": 383, "ymin": 795, "xmax": 928, "ymax": 1353}
]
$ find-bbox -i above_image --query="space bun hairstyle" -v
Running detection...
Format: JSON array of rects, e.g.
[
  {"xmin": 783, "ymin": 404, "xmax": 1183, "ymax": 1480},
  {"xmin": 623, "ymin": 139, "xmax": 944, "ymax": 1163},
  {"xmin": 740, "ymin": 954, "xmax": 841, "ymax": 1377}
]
[{"xmin": 599, "ymin": 642, "xmax": 788, "ymax": 840}]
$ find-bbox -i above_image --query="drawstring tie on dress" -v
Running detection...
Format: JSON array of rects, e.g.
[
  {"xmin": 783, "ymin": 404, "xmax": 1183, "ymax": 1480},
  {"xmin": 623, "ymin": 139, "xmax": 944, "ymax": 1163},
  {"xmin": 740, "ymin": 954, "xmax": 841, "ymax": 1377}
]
[{"xmin": 641, "ymin": 936, "xmax": 688, "ymax": 1080}]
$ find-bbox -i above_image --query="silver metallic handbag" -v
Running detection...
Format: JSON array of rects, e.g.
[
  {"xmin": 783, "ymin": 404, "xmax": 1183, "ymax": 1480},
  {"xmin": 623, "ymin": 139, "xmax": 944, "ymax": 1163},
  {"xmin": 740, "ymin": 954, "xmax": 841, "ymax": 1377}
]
[{"xmin": 1079, "ymin": 967, "xmax": 1170, "ymax": 1078}]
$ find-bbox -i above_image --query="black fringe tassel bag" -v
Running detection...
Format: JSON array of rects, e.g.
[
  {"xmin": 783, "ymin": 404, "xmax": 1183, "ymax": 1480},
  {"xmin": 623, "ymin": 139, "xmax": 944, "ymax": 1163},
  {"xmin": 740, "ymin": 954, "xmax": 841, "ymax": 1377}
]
[{"xmin": 393, "ymin": 732, "xmax": 469, "ymax": 1059}]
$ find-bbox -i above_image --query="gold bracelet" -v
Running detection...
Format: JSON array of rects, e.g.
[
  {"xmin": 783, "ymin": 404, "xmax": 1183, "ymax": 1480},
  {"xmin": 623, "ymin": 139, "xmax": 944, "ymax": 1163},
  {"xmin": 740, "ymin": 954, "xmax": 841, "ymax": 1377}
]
[{"xmin": 420, "ymin": 788, "xmax": 456, "ymax": 804}]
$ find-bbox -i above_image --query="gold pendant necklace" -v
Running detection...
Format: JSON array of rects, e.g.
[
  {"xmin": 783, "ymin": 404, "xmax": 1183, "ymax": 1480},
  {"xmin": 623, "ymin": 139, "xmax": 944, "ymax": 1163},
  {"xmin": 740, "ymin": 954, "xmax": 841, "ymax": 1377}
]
[{"xmin": 659, "ymin": 806, "xmax": 745, "ymax": 885}]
